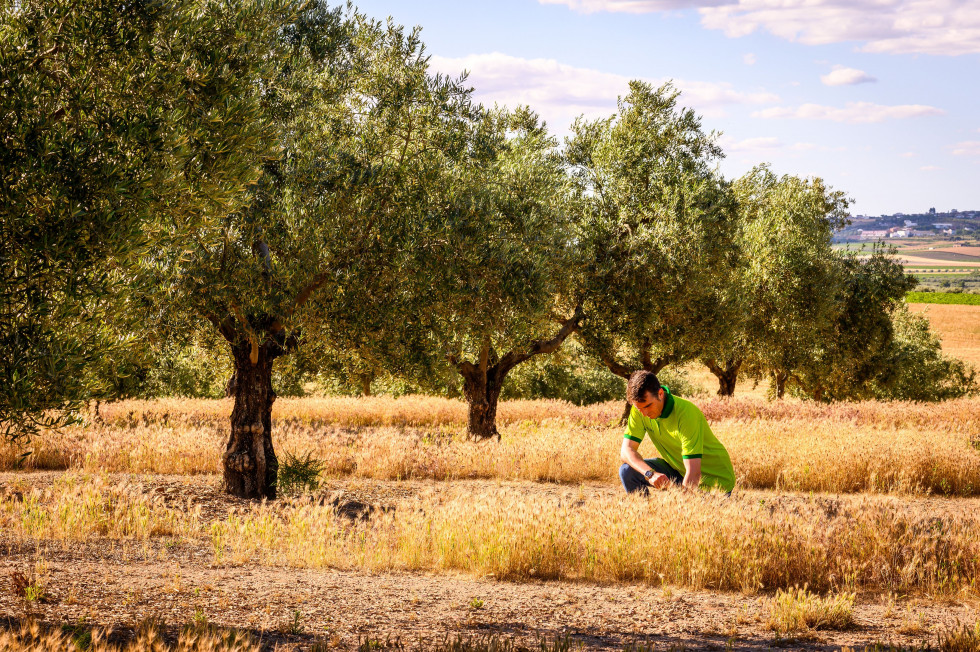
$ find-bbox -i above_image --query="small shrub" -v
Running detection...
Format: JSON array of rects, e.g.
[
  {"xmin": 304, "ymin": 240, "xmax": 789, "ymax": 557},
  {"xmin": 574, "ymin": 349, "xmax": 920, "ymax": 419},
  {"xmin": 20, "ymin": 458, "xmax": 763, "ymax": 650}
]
[
  {"xmin": 10, "ymin": 569, "xmax": 46, "ymax": 604},
  {"xmin": 277, "ymin": 451, "xmax": 325, "ymax": 496},
  {"xmin": 767, "ymin": 586, "xmax": 855, "ymax": 634},
  {"xmin": 191, "ymin": 608, "xmax": 208, "ymax": 628},
  {"xmin": 658, "ymin": 368, "xmax": 708, "ymax": 399},
  {"xmin": 287, "ymin": 610, "xmax": 304, "ymax": 635}
]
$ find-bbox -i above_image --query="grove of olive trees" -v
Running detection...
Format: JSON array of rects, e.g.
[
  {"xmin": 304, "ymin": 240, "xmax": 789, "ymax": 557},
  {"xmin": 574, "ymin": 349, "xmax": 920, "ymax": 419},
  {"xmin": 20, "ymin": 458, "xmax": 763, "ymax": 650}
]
[{"xmin": 3, "ymin": 0, "xmax": 974, "ymax": 499}]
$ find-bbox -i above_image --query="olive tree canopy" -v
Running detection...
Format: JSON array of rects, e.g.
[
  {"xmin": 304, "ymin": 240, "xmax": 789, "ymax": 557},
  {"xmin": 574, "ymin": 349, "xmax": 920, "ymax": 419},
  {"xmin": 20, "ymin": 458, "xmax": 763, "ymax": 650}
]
[
  {"xmin": 720, "ymin": 165, "xmax": 849, "ymax": 398},
  {"xmin": 565, "ymin": 81, "xmax": 736, "ymax": 394},
  {"xmin": 147, "ymin": 4, "xmax": 484, "ymax": 497},
  {"xmin": 388, "ymin": 105, "xmax": 583, "ymax": 439},
  {"xmin": 0, "ymin": 0, "xmax": 291, "ymax": 442}
]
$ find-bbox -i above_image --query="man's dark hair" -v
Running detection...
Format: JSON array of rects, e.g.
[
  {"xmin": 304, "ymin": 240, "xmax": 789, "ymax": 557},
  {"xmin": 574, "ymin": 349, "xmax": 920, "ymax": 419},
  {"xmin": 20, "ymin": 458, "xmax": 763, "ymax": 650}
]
[{"xmin": 627, "ymin": 370, "xmax": 662, "ymax": 404}]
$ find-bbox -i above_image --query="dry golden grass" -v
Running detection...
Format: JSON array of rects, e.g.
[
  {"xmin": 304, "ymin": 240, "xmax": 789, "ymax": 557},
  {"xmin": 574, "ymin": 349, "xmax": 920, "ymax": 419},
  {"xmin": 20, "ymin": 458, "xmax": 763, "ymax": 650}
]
[
  {"xmin": 0, "ymin": 475, "xmax": 199, "ymax": 540},
  {"xmin": 0, "ymin": 621, "xmax": 258, "ymax": 652},
  {"xmin": 909, "ymin": 302, "xmax": 980, "ymax": 368},
  {"xmin": 767, "ymin": 586, "xmax": 855, "ymax": 633},
  {"xmin": 5, "ymin": 476, "xmax": 980, "ymax": 595},
  {"xmin": 4, "ymin": 396, "xmax": 980, "ymax": 495},
  {"xmin": 940, "ymin": 622, "xmax": 980, "ymax": 652}
]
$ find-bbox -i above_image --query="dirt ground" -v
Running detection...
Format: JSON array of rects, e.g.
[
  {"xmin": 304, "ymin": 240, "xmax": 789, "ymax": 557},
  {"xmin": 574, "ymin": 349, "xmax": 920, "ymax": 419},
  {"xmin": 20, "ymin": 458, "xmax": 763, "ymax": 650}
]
[{"xmin": 2, "ymin": 473, "xmax": 978, "ymax": 651}]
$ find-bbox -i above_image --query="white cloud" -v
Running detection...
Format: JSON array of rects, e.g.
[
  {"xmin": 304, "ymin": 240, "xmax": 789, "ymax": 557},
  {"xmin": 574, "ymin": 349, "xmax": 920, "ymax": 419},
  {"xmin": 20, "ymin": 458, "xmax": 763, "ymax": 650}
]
[
  {"xmin": 951, "ymin": 141, "xmax": 980, "ymax": 156},
  {"xmin": 920, "ymin": 165, "xmax": 942, "ymax": 171},
  {"xmin": 899, "ymin": 151, "xmax": 916, "ymax": 157},
  {"xmin": 743, "ymin": 53, "xmax": 757, "ymax": 65},
  {"xmin": 820, "ymin": 66, "xmax": 876, "ymax": 86},
  {"xmin": 541, "ymin": 0, "xmax": 980, "ymax": 56},
  {"xmin": 429, "ymin": 52, "xmax": 779, "ymax": 131},
  {"xmin": 753, "ymin": 102, "xmax": 944, "ymax": 123},
  {"xmin": 718, "ymin": 135, "xmax": 782, "ymax": 153}
]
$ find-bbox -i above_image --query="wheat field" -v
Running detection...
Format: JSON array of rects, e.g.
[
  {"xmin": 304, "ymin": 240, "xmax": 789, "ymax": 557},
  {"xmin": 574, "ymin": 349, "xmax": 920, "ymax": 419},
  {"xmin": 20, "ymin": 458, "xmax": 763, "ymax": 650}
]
[
  {"xmin": 5, "ymin": 396, "xmax": 979, "ymax": 496},
  {"xmin": 909, "ymin": 302, "xmax": 980, "ymax": 367},
  {"xmin": 1, "ymin": 302, "xmax": 978, "ymax": 649},
  {"xmin": 3, "ymin": 473, "xmax": 979, "ymax": 596}
]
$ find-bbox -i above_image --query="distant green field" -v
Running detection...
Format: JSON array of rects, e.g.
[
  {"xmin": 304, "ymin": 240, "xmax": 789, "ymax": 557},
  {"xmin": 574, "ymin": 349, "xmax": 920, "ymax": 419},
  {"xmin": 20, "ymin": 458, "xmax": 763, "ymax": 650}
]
[{"xmin": 906, "ymin": 292, "xmax": 980, "ymax": 305}]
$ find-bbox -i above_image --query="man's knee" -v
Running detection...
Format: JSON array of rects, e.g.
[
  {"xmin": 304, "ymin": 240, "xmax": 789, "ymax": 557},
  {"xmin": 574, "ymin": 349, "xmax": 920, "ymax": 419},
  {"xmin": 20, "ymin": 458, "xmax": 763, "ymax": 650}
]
[{"xmin": 619, "ymin": 463, "xmax": 632, "ymax": 483}]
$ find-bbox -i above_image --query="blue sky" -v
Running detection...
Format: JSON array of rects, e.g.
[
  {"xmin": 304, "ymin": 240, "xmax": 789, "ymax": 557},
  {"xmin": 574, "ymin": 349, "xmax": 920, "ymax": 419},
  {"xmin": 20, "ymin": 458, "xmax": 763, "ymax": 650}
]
[{"xmin": 352, "ymin": 0, "xmax": 979, "ymax": 216}]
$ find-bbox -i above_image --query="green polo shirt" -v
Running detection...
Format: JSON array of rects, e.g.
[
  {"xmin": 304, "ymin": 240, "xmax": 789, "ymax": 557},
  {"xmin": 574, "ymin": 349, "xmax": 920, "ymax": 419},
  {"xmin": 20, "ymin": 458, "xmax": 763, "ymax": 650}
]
[{"xmin": 624, "ymin": 387, "xmax": 736, "ymax": 492}]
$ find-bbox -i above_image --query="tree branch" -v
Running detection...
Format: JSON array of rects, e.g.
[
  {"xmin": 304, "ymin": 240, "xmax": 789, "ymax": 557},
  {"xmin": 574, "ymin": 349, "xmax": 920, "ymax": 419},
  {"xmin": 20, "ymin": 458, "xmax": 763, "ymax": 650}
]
[
  {"xmin": 496, "ymin": 304, "xmax": 584, "ymax": 377},
  {"xmin": 641, "ymin": 338, "xmax": 653, "ymax": 371},
  {"xmin": 702, "ymin": 357, "xmax": 723, "ymax": 378},
  {"xmin": 478, "ymin": 339, "xmax": 490, "ymax": 373},
  {"xmin": 597, "ymin": 349, "xmax": 633, "ymax": 380}
]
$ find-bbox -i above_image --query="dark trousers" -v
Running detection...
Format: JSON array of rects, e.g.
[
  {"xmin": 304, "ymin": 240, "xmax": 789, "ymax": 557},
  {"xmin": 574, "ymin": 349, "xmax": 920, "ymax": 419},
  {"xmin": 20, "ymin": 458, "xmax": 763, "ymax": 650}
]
[{"xmin": 619, "ymin": 458, "xmax": 684, "ymax": 494}]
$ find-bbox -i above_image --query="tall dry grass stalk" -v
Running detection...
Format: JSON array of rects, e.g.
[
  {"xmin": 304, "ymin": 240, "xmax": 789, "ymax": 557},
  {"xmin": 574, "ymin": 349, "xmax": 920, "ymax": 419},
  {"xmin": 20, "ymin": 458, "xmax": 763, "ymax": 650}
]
[
  {"xmin": 0, "ymin": 475, "xmax": 199, "ymax": 540},
  {"xmin": 4, "ymin": 477, "xmax": 979, "ymax": 594},
  {"xmin": 4, "ymin": 396, "xmax": 980, "ymax": 495},
  {"xmin": 210, "ymin": 487, "xmax": 980, "ymax": 594},
  {"xmin": 0, "ymin": 621, "xmax": 258, "ymax": 652}
]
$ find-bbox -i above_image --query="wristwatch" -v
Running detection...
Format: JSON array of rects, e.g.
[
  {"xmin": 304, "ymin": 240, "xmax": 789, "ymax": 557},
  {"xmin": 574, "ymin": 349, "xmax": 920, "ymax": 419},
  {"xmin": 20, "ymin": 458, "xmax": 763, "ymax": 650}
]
[{"xmin": 644, "ymin": 469, "xmax": 655, "ymax": 481}]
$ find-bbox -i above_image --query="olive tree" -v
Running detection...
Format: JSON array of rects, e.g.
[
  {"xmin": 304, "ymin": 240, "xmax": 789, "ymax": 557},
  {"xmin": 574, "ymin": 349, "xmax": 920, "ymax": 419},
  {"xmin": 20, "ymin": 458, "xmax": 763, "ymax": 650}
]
[
  {"xmin": 394, "ymin": 106, "xmax": 583, "ymax": 439},
  {"xmin": 789, "ymin": 249, "xmax": 915, "ymax": 400},
  {"xmin": 871, "ymin": 305, "xmax": 977, "ymax": 401},
  {"xmin": 724, "ymin": 166, "xmax": 850, "ymax": 398},
  {"xmin": 565, "ymin": 81, "xmax": 736, "ymax": 405},
  {"xmin": 149, "ymin": 6, "xmax": 480, "ymax": 497},
  {"xmin": 0, "ymin": 0, "xmax": 290, "ymax": 442}
]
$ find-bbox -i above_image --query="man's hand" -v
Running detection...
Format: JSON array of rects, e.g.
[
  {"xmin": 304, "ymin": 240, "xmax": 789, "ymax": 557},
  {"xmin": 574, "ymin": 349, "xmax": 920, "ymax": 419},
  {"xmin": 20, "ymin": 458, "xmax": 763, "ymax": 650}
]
[{"xmin": 649, "ymin": 472, "xmax": 671, "ymax": 489}]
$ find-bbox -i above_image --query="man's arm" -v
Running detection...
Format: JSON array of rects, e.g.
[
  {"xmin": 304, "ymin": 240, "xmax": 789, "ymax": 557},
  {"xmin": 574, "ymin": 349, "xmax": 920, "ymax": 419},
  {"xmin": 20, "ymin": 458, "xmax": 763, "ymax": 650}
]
[
  {"xmin": 682, "ymin": 457, "xmax": 701, "ymax": 490},
  {"xmin": 621, "ymin": 439, "xmax": 671, "ymax": 489}
]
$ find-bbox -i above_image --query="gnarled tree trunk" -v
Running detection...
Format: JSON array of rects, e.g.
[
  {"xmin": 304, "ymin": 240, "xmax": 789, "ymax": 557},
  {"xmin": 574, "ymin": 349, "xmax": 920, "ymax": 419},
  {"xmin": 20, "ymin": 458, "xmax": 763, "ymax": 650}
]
[
  {"xmin": 223, "ymin": 341, "xmax": 280, "ymax": 499},
  {"xmin": 703, "ymin": 357, "xmax": 741, "ymax": 397},
  {"xmin": 772, "ymin": 369, "xmax": 789, "ymax": 399},
  {"xmin": 460, "ymin": 366, "xmax": 504, "ymax": 440},
  {"xmin": 452, "ymin": 309, "xmax": 582, "ymax": 441}
]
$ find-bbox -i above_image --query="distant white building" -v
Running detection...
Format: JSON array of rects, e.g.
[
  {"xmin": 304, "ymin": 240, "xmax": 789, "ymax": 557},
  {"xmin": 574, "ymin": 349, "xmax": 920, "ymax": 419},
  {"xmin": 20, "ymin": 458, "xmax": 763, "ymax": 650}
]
[
  {"xmin": 889, "ymin": 230, "xmax": 909, "ymax": 238},
  {"xmin": 934, "ymin": 223, "xmax": 953, "ymax": 229},
  {"xmin": 904, "ymin": 220, "xmax": 917, "ymax": 227},
  {"xmin": 860, "ymin": 230, "xmax": 889, "ymax": 239}
]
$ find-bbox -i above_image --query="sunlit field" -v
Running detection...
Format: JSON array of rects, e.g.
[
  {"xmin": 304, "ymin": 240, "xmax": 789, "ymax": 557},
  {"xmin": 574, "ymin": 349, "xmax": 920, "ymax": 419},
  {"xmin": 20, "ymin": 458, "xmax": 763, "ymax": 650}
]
[
  {"xmin": 4, "ymin": 395, "xmax": 980, "ymax": 496},
  {"xmin": 2, "ymin": 306, "xmax": 979, "ymax": 650},
  {"xmin": 909, "ymin": 302, "xmax": 980, "ymax": 367},
  {"xmin": 2, "ymin": 473, "xmax": 979, "ymax": 596}
]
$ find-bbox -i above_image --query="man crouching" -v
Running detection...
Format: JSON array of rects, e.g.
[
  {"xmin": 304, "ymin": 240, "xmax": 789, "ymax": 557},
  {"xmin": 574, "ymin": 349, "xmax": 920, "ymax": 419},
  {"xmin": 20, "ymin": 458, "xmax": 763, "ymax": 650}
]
[{"xmin": 620, "ymin": 370, "xmax": 735, "ymax": 495}]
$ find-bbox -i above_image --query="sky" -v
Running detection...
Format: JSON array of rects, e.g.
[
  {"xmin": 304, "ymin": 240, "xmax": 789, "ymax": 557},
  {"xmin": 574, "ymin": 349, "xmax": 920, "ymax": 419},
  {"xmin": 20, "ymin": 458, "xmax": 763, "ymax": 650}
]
[{"xmin": 351, "ymin": 0, "xmax": 979, "ymax": 217}]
